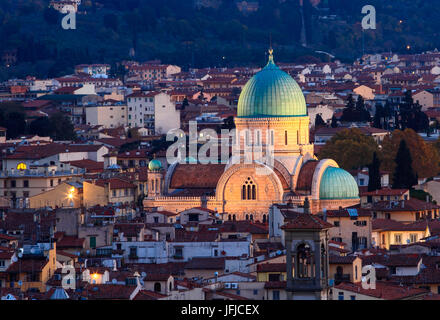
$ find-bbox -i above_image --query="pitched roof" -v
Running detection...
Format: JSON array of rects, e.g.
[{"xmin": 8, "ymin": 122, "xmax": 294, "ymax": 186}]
[
  {"xmin": 94, "ymin": 178, "xmax": 136, "ymax": 190},
  {"xmin": 169, "ymin": 164, "xmax": 225, "ymax": 189},
  {"xmin": 281, "ymin": 212, "xmax": 333, "ymax": 230},
  {"xmin": 334, "ymin": 281, "xmax": 429, "ymax": 300},
  {"xmin": 83, "ymin": 284, "xmax": 137, "ymax": 300}
]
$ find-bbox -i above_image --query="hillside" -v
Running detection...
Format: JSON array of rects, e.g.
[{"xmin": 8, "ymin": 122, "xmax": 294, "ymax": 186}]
[{"xmin": 1, "ymin": 0, "xmax": 440, "ymax": 80}]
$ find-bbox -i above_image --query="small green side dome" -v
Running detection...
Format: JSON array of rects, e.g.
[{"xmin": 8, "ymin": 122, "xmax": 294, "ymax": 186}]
[
  {"xmin": 148, "ymin": 159, "xmax": 162, "ymax": 171},
  {"xmin": 237, "ymin": 50, "xmax": 307, "ymax": 118},
  {"xmin": 319, "ymin": 166, "xmax": 359, "ymax": 200}
]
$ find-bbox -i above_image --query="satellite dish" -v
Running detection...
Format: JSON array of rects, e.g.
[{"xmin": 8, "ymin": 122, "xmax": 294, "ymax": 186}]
[
  {"xmin": 11, "ymin": 256, "xmax": 18, "ymax": 263},
  {"xmin": 141, "ymin": 272, "xmax": 146, "ymax": 277},
  {"xmin": 112, "ymin": 279, "xmax": 117, "ymax": 284},
  {"xmin": 18, "ymin": 252, "xmax": 23, "ymax": 258},
  {"xmin": 30, "ymin": 248, "xmax": 35, "ymax": 254},
  {"xmin": 18, "ymin": 280, "xmax": 22, "ymax": 286}
]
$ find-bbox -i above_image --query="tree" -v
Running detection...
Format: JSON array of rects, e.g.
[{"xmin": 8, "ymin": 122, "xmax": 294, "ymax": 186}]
[
  {"xmin": 392, "ymin": 140, "xmax": 418, "ymax": 189},
  {"xmin": 49, "ymin": 113, "xmax": 76, "ymax": 141},
  {"xmin": 330, "ymin": 115, "xmax": 338, "ymax": 128},
  {"xmin": 314, "ymin": 114, "xmax": 326, "ymax": 128},
  {"xmin": 0, "ymin": 102, "xmax": 26, "ymax": 139},
  {"xmin": 318, "ymin": 128, "xmax": 379, "ymax": 170},
  {"xmin": 381, "ymin": 129, "xmax": 440, "ymax": 181},
  {"xmin": 29, "ymin": 117, "xmax": 54, "ymax": 137},
  {"xmin": 368, "ymin": 152, "xmax": 381, "ymax": 192},
  {"xmin": 398, "ymin": 91, "xmax": 429, "ymax": 132},
  {"xmin": 373, "ymin": 104, "xmax": 383, "ymax": 129},
  {"xmin": 341, "ymin": 95, "xmax": 371, "ymax": 123}
]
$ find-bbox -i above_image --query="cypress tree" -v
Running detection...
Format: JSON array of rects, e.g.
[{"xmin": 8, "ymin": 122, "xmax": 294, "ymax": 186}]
[
  {"xmin": 331, "ymin": 115, "xmax": 338, "ymax": 128},
  {"xmin": 368, "ymin": 152, "xmax": 381, "ymax": 191},
  {"xmin": 392, "ymin": 140, "xmax": 418, "ymax": 189},
  {"xmin": 314, "ymin": 114, "xmax": 326, "ymax": 128}
]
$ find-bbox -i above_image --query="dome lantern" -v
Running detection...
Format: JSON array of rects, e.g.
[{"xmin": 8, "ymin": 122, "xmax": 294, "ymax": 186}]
[{"xmin": 237, "ymin": 49, "xmax": 307, "ymax": 118}]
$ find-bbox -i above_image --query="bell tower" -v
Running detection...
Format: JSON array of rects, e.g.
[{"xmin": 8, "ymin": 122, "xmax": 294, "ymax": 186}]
[
  {"xmin": 281, "ymin": 200, "xmax": 332, "ymax": 300},
  {"xmin": 147, "ymin": 158, "xmax": 164, "ymax": 198}
]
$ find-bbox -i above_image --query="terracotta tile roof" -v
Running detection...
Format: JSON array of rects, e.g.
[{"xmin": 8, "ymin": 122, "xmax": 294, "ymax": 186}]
[
  {"xmin": 56, "ymin": 250, "xmax": 78, "ymax": 259},
  {"xmin": 281, "ymin": 212, "xmax": 334, "ymax": 230},
  {"xmin": 65, "ymin": 159, "xmax": 104, "ymax": 173},
  {"xmin": 0, "ymin": 248, "xmax": 15, "ymax": 259},
  {"xmin": 114, "ymin": 223, "xmax": 145, "ymax": 237},
  {"xmin": 57, "ymin": 235, "xmax": 85, "ymax": 249},
  {"xmin": 360, "ymin": 188, "xmax": 409, "ymax": 197},
  {"xmin": 144, "ymin": 273, "xmax": 172, "ymax": 281},
  {"xmin": 96, "ymin": 138, "xmax": 136, "ymax": 148},
  {"xmin": 94, "ymin": 178, "xmax": 136, "ymax": 190},
  {"xmin": 4, "ymin": 143, "xmax": 103, "ymax": 160},
  {"xmin": 169, "ymin": 164, "xmax": 225, "ymax": 189},
  {"xmin": 0, "ymin": 209, "xmax": 56, "ymax": 241},
  {"xmin": 329, "ymin": 255, "xmax": 358, "ymax": 264},
  {"xmin": 372, "ymin": 219, "xmax": 428, "ymax": 232},
  {"xmin": 83, "ymin": 284, "xmax": 138, "ymax": 300},
  {"xmin": 371, "ymin": 198, "xmax": 440, "ymax": 212},
  {"xmin": 334, "ymin": 281, "xmax": 429, "ymax": 300},
  {"xmin": 392, "ymin": 267, "xmax": 440, "ymax": 285},
  {"xmin": 6, "ymin": 258, "xmax": 48, "ymax": 273},
  {"xmin": 133, "ymin": 290, "xmax": 167, "ymax": 300},
  {"xmin": 324, "ymin": 208, "xmax": 372, "ymax": 218},
  {"xmin": 257, "ymin": 263, "xmax": 286, "ymax": 273},
  {"xmin": 0, "ymin": 233, "xmax": 18, "ymax": 241},
  {"xmin": 117, "ymin": 149, "xmax": 150, "ymax": 159},
  {"xmin": 154, "ymin": 210, "xmax": 178, "ymax": 217},
  {"xmin": 207, "ymin": 290, "xmax": 249, "ymax": 300}
]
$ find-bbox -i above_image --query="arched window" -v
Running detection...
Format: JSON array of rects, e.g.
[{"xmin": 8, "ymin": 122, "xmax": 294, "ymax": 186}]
[
  {"xmin": 296, "ymin": 243, "xmax": 311, "ymax": 278},
  {"xmin": 154, "ymin": 282, "xmax": 161, "ymax": 292},
  {"xmin": 245, "ymin": 214, "xmax": 249, "ymax": 220},
  {"xmin": 262, "ymin": 214, "xmax": 267, "ymax": 223},
  {"xmin": 242, "ymin": 177, "xmax": 256, "ymax": 200},
  {"xmin": 250, "ymin": 214, "xmax": 254, "ymax": 221},
  {"xmin": 228, "ymin": 214, "xmax": 232, "ymax": 221},
  {"xmin": 233, "ymin": 215, "xmax": 236, "ymax": 221}
]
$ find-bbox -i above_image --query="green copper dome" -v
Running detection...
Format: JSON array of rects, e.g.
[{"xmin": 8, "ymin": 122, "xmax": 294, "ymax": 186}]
[
  {"xmin": 237, "ymin": 50, "xmax": 307, "ymax": 118},
  {"xmin": 148, "ymin": 159, "xmax": 162, "ymax": 171},
  {"xmin": 319, "ymin": 167, "xmax": 359, "ymax": 200}
]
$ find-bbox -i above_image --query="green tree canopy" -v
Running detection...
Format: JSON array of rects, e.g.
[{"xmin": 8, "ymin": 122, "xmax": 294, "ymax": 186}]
[
  {"xmin": 318, "ymin": 128, "xmax": 379, "ymax": 170},
  {"xmin": 381, "ymin": 129, "xmax": 440, "ymax": 180}
]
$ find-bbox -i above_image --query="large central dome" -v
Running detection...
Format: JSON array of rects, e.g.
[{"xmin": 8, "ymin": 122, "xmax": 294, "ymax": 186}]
[{"xmin": 237, "ymin": 50, "xmax": 307, "ymax": 118}]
